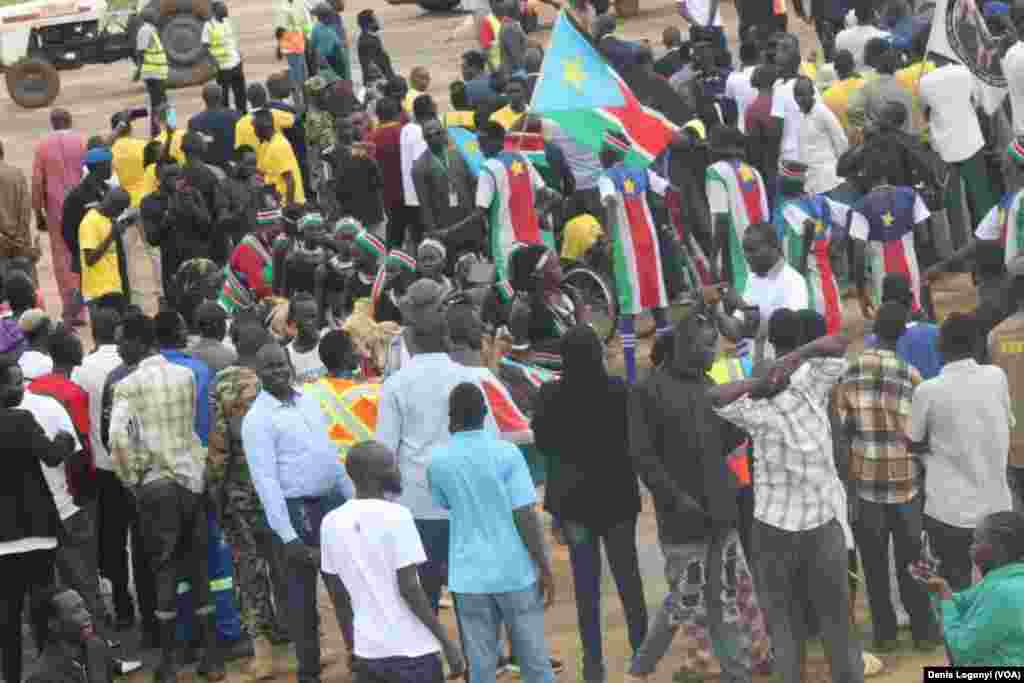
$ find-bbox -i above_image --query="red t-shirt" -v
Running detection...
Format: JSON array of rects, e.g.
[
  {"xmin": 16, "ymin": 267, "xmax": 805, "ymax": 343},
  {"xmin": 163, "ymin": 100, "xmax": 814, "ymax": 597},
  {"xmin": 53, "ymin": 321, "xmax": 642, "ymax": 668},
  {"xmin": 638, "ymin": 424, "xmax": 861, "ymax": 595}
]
[
  {"xmin": 368, "ymin": 121, "xmax": 405, "ymax": 210},
  {"xmin": 29, "ymin": 373, "xmax": 94, "ymax": 496}
]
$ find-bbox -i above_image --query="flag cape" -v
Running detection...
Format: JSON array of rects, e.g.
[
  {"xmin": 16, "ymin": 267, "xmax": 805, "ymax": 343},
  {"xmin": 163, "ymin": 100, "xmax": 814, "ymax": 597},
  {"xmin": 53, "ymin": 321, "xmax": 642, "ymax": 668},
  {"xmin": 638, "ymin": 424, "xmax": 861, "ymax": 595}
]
[
  {"xmin": 853, "ymin": 187, "xmax": 923, "ymax": 311},
  {"xmin": 530, "ymin": 11, "xmax": 677, "ymax": 168},
  {"xmin": 604, "ymin": 165, "xmax": 668, "ymax": 315},
  {"xmin": 450, "ymin": 127, "xmax": 549, "ymax": 179}
]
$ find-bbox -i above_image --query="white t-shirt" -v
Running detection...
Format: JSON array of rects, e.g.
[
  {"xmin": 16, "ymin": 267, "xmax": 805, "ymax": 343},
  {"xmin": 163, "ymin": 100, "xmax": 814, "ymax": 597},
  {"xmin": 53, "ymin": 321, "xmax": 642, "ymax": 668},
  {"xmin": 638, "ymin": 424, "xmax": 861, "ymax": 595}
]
[
  {"xmin": 71, "ymin": 345, "xmax": 124, "ymax": 472},
  {"xmin": 19, "ymin": 350, "xmax": 54, "ymax": 383},
  {"xmin": 321, "ymin": 499, "xmax": 440, "ymax": 660},
  {"xmin": 725, "ymin": 66, "xmax": 757, "ymax": 133},
  {"xmin": 771, "ymin": 78, "xmax": 806, "ymax": 163},
  {"xmin": 678, "ymin": 0, "xmax": 722, "ymax": 27},
  {"xmin": 288, "ymin": 339, "xmax": 327, "ymax": 385},
  {"xmin": 798, "ymin": 101, "xmax": 849, "ymax": 194},
  {"xmin": 19, "ymin": 391, "xmax": 82, "ymax": 522},
  {"xmin": 741, "ymin": 259, "xmax": 810, "ymax": 324},
  {"xmin": 919, "ymin": 63, "xmax": 985, "ymax": 164},
  {"xmin": 1004, "ymin": 42, "xmax": 1024, "ymax": 135},
  {"xmin": 834, "ymin": 24, "xmax": 890, "ymax": 71},
  {"xmin": 400, "ymin": 123, "xmax": 426, "ymax": 207}
]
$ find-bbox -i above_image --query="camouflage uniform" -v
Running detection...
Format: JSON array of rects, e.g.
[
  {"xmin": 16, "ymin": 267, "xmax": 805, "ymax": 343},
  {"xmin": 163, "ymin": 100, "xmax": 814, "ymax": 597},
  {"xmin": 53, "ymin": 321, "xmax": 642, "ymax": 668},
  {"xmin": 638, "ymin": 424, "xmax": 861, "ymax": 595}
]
[{"xmin": 208, "ymin": 365, "xmax": 283, "ymax": 640}]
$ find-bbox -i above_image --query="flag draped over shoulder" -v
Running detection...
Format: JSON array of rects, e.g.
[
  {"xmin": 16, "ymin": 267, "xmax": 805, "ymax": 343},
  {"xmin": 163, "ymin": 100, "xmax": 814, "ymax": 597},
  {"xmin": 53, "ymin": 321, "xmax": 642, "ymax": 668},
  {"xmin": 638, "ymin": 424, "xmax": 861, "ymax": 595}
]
[
  {"xmin": 926, "ymin": 0, "xmax": 1006, "ymax": 113},
  {"xmin": 529, "ymin": 10, "xmax": 678, "ymax": 168}
]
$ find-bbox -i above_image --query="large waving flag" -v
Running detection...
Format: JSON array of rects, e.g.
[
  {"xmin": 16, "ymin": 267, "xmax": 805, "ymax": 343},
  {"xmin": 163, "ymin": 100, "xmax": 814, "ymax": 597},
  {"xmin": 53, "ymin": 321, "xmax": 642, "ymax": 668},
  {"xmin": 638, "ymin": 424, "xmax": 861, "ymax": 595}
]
[{"xmin": 530, "ymin": 11, "xmax": 678, "ymax": 168}]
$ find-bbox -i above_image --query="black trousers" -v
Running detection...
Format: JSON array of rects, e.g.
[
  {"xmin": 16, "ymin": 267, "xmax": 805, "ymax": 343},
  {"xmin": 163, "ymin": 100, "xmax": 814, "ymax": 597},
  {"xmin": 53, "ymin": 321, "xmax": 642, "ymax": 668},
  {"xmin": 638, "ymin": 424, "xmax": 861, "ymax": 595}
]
[
  {"xmin": 925, "ymin": 515, "xmax": 975, "ymax": 592},
  {"xmin": 96, "ymin": 469, "xmax": 155, "ymax": 628},
  {"xmin": 135, "ymin": 480, "xmax": 211, "ymax": 622},
  {"xmin": 854, "ymin": 497, "xmax": 938, "ymax": 644},
  {"xmin": 386, "ymin": 204, "xmax": 423, "ymax": 250},
  {"xmin": 144, "ymin": 78, "xmax": 168, "ymax": 138},
  {"xmin": 217, "ymin": 63, "xmax": 248, "ymax": 114},
  {"xmin": 352, "ymin": 653, "xmax": 444, "ymax": 683},
  {"xmin": 55, "ymin": 504, "xmax": 112, "ymax": 641},
  {"xmin": 0, "ymin": 549, "xmax": 56, "ymax": 683}
]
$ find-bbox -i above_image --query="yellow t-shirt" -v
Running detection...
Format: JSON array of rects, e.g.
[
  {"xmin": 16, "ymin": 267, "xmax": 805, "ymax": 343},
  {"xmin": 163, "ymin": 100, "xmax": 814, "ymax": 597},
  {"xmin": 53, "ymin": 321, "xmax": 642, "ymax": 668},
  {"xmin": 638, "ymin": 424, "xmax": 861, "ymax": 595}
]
[
  {"xmin": 490, "ymin": 105, "xmax": 524, "ymax": 131},
  {"xmin": 444, "ymin": 110, "xmax": 476, "ymax": 129},
  {"xmin": 79, "ymin": 209, "xmax": 122, "ymax": 300},
  {"xmin": 257, "ymin": 133, "xmax": 306, "ymax": 205},
  {"xmin": 154, "ymin": 129, "xmax": 186, "ymax": 165},
  {"xmin": 895, "ymin": 61, "xmax": 936, "ymax": 96},
  {"xmin": 111, "ymin": 137, "xmax": 148, "ymax": 208},
  {"xmin": 139, "ymin": 163, "xmax": 159, "ymax": 200},
  {"xmin": 235, "ymin": 109, "xmax": 297, "ymax": 151},
  {"xmin": 403, "ymin": 88, "xmax": 424, "ymax": 115},
  {"xmin": 822, "ymin": 77, "xmax": 867, "ymax": 132}
]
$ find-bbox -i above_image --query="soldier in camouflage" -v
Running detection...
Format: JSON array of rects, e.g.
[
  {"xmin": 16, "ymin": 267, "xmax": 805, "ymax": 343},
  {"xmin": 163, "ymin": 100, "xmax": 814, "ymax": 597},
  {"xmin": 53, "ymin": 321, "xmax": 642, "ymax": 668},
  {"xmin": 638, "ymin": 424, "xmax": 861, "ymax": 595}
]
[{"xmin": 208, "ymin": 320, "xmax": 285, "ymax": 681}]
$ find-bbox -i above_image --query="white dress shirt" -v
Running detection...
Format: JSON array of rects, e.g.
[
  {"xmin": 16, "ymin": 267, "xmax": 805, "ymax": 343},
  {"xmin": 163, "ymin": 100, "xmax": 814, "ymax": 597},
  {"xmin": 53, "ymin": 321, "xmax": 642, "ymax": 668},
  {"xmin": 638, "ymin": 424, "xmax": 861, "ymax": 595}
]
[
  {"xmin": 919, "ymin": 63, "xmax": 985, "ymax": 164},
  {"xmin": 400, "ymin": 122, "xmax": 426, "ymax": 207},
  {"xmin": 798, "ymin": 101, "xmax": 849, "ymax": 195}
]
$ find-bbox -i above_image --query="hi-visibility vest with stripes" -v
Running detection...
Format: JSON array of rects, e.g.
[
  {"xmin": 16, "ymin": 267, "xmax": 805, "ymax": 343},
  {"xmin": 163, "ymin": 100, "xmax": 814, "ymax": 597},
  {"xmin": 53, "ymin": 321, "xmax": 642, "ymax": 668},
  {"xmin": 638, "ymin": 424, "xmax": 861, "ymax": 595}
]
[
  {"xmin": 303, "ymin": 379, "xmax": 380, "ymax": 462},
  {"xmin": 207, "ymin": 20, "xmax": 231, "ymax": 67},
  {"xmin": 141, "ymin": 27, "xmax": 168, "ymax": 80},
  {"xmin": 708, "ymin": 357, "xmax": 752, "ymax": 487}
]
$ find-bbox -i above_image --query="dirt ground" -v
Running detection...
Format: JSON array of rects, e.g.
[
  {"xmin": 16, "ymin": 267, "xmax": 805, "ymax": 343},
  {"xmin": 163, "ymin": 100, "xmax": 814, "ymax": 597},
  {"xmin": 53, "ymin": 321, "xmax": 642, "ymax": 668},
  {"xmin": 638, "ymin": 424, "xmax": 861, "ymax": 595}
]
[{"xmin": 3, "ymin": 0, "xmax": 989, "ymax": 680}]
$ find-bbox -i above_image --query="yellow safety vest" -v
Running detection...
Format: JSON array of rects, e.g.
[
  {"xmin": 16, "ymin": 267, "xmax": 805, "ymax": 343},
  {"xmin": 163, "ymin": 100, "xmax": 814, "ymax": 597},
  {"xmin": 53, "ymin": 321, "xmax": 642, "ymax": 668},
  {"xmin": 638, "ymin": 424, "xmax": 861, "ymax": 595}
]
[
  {"xmin": 141, "ymin": 28, "xmax": 168, "ymax": 80},
  {"xmin": 207, "ymin": 20, "xmax": 230, "ymax": 67},
  {"xmin": 303, "ymin": 379, "xmax": 380, "ymax": 462}
]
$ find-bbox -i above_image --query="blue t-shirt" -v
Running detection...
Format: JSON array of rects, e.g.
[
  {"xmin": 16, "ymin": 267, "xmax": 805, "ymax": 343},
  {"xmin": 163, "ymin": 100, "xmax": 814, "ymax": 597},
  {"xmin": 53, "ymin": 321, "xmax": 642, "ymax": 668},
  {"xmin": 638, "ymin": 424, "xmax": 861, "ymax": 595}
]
[
  {"xmin": 865, "ymin": 321, "xmax": 943, "ymax": 380},
  {"xmin": 188, "ymin": 108, "xmax": 241, "ymax": 168},
  {"xmin": 428, "ymin": 429, "xmax": 538, "ymax": 594},
  {"xmin": 162, "ymin": 349, "xmax": 212, "ymax": 446}
]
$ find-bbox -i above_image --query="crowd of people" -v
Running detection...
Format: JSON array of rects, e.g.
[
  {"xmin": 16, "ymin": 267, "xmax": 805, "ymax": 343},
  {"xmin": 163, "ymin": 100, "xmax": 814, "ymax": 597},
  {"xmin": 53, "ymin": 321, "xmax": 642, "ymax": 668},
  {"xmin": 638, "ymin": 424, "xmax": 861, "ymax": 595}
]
[{"xmin": 6, "ymin": 0, "xmax": 1024, "ymax": 680}]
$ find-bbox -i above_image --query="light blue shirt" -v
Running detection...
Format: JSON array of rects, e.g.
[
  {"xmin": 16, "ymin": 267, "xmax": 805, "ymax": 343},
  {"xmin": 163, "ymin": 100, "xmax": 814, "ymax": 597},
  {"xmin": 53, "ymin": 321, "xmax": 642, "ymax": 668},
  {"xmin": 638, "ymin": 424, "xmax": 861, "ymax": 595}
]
[
  {"xmin": 428, "ymin": 429, "xmax": 538, "ymax": 594},
  {"xmin": 242, "ymin": 388, "xmax": 355, "ymax": 544},
  {"xmin": 374, "ymin": 353, "xmax": 500, "ymax": 520},
  {"xmin": 162, "ymin": 349, "xmax": 212, "ymax": 446}
]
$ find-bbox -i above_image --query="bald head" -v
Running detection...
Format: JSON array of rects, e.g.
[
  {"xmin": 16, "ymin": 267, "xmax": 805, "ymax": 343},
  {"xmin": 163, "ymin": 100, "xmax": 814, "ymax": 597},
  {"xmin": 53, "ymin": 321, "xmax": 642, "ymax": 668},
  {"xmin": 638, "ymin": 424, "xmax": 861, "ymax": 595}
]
[
  {"xmin": 346, "ymin": 441, "xmax": 402, "ymax": 497},
  {"xmin": 254, "ymin": 342, "xmax": 293, "ymax": 397},
  {"xmin": 50, "ymin": 108, "xmax": 72, "ymax": 131},
  {"xmin": 203, "ymin": 83, "xmax": 224, "ymax": 108}
]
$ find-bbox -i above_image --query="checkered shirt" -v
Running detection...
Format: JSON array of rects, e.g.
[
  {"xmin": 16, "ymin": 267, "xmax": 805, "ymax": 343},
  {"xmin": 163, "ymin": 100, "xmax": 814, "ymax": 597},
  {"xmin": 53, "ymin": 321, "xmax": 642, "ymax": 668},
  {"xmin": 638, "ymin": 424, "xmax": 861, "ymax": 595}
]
[
  {"xmin": 836, "ymin": 348, "xmax": 923, "ymax": 504},
  {"xmin": 715, "ymin": 358, "xmax": 849, "ymax": 532},
  {"xmin": 109, "ymin": 354, "xmax": 206, "ymax": 494}
]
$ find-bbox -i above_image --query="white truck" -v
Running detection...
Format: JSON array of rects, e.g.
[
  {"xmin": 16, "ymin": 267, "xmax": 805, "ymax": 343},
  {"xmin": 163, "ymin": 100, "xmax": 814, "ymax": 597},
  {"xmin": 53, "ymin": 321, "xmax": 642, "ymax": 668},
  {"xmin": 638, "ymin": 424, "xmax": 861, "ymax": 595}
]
[{"xmin": 0, "ymin": 0, "xmax": 215, "ymax": 108}]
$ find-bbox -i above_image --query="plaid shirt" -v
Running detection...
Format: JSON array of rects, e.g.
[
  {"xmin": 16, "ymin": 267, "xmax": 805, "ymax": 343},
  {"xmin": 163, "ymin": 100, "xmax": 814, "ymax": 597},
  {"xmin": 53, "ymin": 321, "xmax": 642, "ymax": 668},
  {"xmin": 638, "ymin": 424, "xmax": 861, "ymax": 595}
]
[
  {"xmin": 836, "ymin": 348, "xmax": 923, "ymax": 504},
  {"xmin": 109, "ymin": 355, "xmax": 206, "ymax": 494},
  {"xmin": 716, "ymin": 358, "xmax": 850, "ymax": 533}
]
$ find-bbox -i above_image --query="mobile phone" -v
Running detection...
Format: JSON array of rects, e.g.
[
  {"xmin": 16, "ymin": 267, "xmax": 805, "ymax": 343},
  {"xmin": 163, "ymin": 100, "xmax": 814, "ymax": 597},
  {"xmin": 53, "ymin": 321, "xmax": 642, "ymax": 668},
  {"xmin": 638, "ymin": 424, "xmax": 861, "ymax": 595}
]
[{"xmin": 166, "ymin": 107, "xmax": 177, "ymax": 129}]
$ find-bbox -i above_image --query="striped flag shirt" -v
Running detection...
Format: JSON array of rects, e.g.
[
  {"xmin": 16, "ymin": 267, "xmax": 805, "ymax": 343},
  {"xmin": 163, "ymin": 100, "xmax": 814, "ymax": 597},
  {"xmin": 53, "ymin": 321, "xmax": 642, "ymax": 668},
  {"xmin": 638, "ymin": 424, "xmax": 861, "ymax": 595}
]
[
  {"xmin": 706, "ymin": 159, "xmax": 769, "ymax": 294},
  {"xmin": 476, "ymin": 151, "xmax": 548, "ymax": 281},
  {"xmin": 975, "ymin": 188, "xmax": 1024, "ymax": 268},
  {"xmin": 851, "ymin": 186, "xmax": 930, "ymax": 311}
]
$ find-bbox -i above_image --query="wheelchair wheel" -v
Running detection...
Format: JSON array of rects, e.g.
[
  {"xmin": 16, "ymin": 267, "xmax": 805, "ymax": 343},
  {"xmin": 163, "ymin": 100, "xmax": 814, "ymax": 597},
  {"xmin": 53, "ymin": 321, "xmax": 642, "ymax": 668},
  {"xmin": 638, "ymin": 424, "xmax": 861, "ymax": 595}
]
[{"xmin": 563, "ymin": 266, "xmax": 618, "ymax": 344}]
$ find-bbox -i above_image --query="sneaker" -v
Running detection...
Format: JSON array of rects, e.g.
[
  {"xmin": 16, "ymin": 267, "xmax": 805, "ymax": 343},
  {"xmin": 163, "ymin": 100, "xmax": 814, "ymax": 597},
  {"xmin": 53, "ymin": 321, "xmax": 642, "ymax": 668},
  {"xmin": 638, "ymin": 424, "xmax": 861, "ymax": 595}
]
[
  {"xmin": 862, "ymin": 652, "xmax": 884, "ymax": 678},
  {"xmin": 114, "ymin": 658, "xmax": 143, "ymax": 675}
]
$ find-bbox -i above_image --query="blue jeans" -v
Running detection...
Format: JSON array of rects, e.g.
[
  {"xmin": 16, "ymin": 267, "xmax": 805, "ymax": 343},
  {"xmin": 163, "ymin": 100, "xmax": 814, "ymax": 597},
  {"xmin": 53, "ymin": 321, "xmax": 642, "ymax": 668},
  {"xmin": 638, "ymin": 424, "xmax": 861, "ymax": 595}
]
[
  {"xmin": 285, "ymin": 52, "xmax": 307, "ymax": 101},
  {"xmin": 564, "ymin": 518, "xmax": 647, "ymax": 683},
  {"xmin": 453, "ymin": 584, "xmax": 554, "ymax": 683},
  {"xmin": 414, "ymin": 519, "xmax": 450, "ymax": 613}
]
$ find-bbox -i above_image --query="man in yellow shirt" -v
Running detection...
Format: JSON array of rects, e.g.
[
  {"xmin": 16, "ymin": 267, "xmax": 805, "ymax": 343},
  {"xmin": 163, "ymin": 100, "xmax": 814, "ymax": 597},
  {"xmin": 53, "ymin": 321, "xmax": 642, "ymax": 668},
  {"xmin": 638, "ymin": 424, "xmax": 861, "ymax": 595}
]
[
  {"xmin": 490, "ymin": 75, "xmax": 528, "ymax": 130},
  {"xmin": 254, "ymin": 109, "xmax": 305, "ymax": 205},
  {"xmin": 153, "ymin": 104, "xmax": 185, "ymax": 165},
  {"xmin": 80, "ymin": 188, "xmax": 131, "ymax": 312},
  {"xmin": 822, "ymin": 50, "xmax": 867, "ymax": 134},
  {"xmin": 274, "ymin": 0, "xmax": 310, "ymax": 106},
  {"xmin": 235, "ymin": 83, "xmax": 296, "ymax": 150}
]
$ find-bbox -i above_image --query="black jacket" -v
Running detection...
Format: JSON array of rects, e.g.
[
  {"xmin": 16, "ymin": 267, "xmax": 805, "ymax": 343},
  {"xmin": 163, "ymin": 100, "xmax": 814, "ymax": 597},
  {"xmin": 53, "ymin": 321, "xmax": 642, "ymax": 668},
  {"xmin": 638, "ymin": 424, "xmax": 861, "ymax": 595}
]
[
  {"xmin": 534, "ymin": 376, "xmax": 641, "ymax": 531},
  {"xmin": 629, "ymin": 367, "xmax": 744, "ymax": 544},
  {"xmin": 357, "ymin": 32, "xmax": 394, "ymax": 81},
  {"xmin": 0, "ymin": 408, "xmax": 61, "ymax": 545}
]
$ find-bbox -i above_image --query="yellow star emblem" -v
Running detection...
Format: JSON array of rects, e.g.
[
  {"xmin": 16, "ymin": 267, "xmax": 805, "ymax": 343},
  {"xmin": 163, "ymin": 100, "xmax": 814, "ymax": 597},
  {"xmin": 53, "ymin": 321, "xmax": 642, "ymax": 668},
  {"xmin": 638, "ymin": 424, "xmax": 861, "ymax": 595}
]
[
  {"xmin": 623, "ymin": 178, "xmax": 636, "ymax": 195},
  {"xmin": 738, "ymin": 164, "xmax": 754, "ymax": 182},
  {"xmin": 563, "ymin": 57, "xmax": 586, "ymax": 94},
  {"xmin": 882, "ymin": 211, "xmax": 895, "ymax": 227},
  {"xmin": 509, "ymin": 160, "xmax": 524, "ymax": 175},
  {"xmin": 815, "ymin": 220, "xmax": 825, "ymax": 234},
  {"xmin": 465, "ymin": 141, "xmax": 479, "ymax": 154},
  {"xmin": 998, "ymin": 208, "xmax": 1007, "ymax": 226}
]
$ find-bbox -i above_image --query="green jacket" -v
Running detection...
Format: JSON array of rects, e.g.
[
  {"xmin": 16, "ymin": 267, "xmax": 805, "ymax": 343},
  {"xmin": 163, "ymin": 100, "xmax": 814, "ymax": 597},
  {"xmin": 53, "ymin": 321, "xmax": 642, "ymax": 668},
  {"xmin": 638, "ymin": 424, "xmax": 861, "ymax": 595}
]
[{"xmin": 942, "ymin": 562, "xmax": 1024, "ymax": 665}]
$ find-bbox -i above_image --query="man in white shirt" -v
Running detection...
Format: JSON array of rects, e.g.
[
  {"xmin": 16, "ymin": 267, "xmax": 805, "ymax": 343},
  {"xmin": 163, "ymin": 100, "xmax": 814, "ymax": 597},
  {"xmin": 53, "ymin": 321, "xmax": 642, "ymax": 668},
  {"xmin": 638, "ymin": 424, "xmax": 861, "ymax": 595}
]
[
  {"xmin": 70, "ymin": 306, "xmax": 138, "ymax": 628},
  {"xmin": 908, "ymin": 312, "xmax": 1014, "ymax": 592},
  {"xmin": 678, "ymin": 0, "xmax": 724, "ymax": 49},
  {"xmin": 400, "ymin": 95, "xmax": 433, "ymax": 248},
  {"xmin": 770, "ymin": 33, "xmax": 809, "ymax": 172},
  {"xmin": 919, "ymin": 60, "xmax": 999, "ymax": 252},
  {"xmin": 725, "ymin": 42, "xmax": 759, "ymax": 133},
  {"xmin": 321, "ymin": 441, "xmax": 464, "ymax": 683},
  {"xmin": 794, "ymin": 76, "xmax": 849, "ymax": 195},
  {"xmin": 834, "ymin": 4, "xmax": 890, "ymax": 71}
]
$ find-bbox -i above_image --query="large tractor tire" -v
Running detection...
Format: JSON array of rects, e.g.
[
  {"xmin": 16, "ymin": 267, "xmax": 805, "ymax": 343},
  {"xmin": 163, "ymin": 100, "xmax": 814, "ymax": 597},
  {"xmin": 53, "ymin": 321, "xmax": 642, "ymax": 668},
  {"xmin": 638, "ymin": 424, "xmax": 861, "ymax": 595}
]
[
  {"xmin": 5, "ymin": 57, "xmax": 60, "ymax": 108},
  {"xmin": 142, "ymin": 0, "xmax": 216, "ymax": 89}
]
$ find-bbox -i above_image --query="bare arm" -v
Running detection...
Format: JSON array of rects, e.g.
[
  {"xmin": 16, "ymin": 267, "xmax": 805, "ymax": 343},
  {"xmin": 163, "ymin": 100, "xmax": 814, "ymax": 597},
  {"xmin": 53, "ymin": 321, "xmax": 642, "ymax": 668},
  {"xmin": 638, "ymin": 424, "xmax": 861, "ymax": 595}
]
[
  {"xmin": 83, "ymin": 221, "xmax": 123, "ymax": 267},
  {"xmin": 396, "ymin": 566, "xmax": 465, "ymax": 675},
  {"xmin": 512, "ymin": 505, "xmax": 555, "ymax": 607}
]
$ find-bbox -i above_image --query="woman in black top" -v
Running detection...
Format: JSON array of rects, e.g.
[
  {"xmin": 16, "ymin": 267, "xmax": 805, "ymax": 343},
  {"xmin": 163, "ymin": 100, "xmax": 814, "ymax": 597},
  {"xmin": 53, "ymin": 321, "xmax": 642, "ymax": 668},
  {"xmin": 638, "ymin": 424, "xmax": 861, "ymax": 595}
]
[{"xmin": 532, "ymin": 325, "xmax": 646, "ymax": 683}]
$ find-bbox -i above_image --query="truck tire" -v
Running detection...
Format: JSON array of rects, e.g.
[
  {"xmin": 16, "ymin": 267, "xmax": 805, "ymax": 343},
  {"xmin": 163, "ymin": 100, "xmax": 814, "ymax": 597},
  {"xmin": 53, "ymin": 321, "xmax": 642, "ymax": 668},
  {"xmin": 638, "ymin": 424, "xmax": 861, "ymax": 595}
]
[
  {"xmin": 143, "ymin": 0, "xmax": 216, "ymax": 89},
  {"xmin": 416, "ymin": 0, "xmax": 461, "ymax": 11},
  {"xmin": 5, "ymin": 57, "xmax": 60, "ymax": 108}
]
